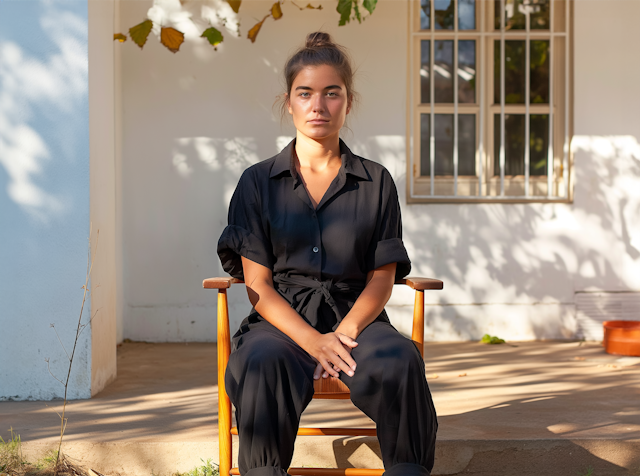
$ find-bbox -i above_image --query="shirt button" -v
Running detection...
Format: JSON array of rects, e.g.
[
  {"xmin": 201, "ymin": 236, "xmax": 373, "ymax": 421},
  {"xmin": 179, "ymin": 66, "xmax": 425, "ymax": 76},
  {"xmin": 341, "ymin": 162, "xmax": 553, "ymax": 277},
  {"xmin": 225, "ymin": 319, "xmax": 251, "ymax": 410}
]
[{"xmin": 312, "ymin": 246, "xmax": 319, "ymax": 253}]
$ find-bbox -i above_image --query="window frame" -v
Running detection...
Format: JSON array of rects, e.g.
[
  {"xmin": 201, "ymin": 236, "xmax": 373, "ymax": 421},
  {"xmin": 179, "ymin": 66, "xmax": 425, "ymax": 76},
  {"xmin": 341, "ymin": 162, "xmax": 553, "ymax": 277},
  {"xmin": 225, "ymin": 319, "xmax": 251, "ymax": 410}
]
[{"xmin": 407, "ymin": 0, "xmax": 574, "ymax": 203}]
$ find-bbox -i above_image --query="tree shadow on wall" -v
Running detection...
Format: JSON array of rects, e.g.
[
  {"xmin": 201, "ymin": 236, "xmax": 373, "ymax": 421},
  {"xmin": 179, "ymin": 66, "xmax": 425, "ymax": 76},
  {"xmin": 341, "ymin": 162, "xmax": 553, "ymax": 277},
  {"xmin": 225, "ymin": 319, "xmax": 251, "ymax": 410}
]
[{"xmin": 360, "ymin": 135, "xmax": 640, "ymax": 340}]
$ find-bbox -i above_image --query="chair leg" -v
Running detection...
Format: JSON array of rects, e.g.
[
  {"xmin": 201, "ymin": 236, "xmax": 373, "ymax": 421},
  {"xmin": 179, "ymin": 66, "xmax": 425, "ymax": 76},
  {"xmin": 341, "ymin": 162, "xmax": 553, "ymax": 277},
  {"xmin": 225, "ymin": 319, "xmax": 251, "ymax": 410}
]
[
  {"xmin": 411, "ymin": 290, "xmax": 425, "ymax": 358},
  {"xmin": 218, "ymin": 289, "xmax": 232, "ymax": 476}
]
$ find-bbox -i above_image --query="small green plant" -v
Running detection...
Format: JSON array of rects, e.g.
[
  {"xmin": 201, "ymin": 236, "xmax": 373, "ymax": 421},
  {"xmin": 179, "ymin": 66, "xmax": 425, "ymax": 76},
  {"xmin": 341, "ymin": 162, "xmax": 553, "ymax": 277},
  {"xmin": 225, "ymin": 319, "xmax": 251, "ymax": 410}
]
[
  {"xmin": 481, "ymin": 334, "xmax": 506, "ymax": 344},
  {"xmin": 173, "ymin": 459, "xmax": 219, "ymax": 476},
  {"xmin": 0, "ymin": 428, "xmax": 25, "ymax": 473},
  {"xmin": 578, "ymin": 466, "xmax": 594, "ymax": 476},
  {"xmin": 34, "ymin": 450, "xmax": 60, "ymax": 470}
]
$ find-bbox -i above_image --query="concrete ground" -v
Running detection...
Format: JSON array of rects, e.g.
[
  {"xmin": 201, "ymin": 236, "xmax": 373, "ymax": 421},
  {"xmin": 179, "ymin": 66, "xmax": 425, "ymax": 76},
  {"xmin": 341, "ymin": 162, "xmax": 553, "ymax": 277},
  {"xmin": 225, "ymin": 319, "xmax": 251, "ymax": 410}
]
[{"xmin": 1, "ymin": 341, "xmax": 639, "ymax": 476}]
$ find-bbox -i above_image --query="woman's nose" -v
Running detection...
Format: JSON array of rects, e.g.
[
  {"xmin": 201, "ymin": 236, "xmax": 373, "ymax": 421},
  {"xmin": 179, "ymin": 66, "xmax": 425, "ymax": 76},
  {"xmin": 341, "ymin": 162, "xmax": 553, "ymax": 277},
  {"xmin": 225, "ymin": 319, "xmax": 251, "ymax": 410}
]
[{"xmin": 312, "ymin": 95, "xmax": 325, "ymax": 112}]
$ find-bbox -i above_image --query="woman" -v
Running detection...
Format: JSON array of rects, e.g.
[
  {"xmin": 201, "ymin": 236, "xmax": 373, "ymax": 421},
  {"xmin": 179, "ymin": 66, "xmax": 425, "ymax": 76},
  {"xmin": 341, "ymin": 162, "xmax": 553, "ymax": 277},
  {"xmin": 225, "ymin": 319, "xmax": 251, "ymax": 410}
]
[{"xmin": 217, "ymin": 32, "xmax": 437, "ymax": 476}]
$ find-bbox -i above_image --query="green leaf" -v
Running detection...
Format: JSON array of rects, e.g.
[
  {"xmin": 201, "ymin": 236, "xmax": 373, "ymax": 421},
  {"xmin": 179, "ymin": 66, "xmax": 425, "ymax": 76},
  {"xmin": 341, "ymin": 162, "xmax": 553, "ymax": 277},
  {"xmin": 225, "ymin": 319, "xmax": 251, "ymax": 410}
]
[
  {"xmin": 227, "ymin": 0, "xmax": 241, "ymax": 13},
  {"xmin": 113, "ymin": 33, "xmax": 127, "ymax": 43},
  {"xmin": 363, "ymin": 0, "xmax": 377, "ymax": 15},
  {"xmin": 337, "ymin": 0, "xmax": 352, "ymax": 26},
  {"xmin": 481, "ymin": 334, "xmax": 505, "ymax": 345},
  {"xmin": 129, "ymin": 19, "xmax": 153, "ymax": 49},
  {"xmin": 201, "ymin": 26, "xmax": 224, "ymax": 47},
  {"xmin": 353, "ymin": 2, "xmax": 361, "ymax": 23}
]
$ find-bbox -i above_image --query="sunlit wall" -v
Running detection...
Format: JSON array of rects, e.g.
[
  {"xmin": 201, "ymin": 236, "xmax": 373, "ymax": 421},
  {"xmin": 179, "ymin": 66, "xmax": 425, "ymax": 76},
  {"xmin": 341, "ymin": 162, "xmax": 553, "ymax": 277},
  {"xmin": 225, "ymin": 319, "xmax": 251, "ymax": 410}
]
[
  {"xmin": 117, "ymin": 0, "xmax": 640, "ymax": 343},
  {"xmin": 0, "ymin": 1, "xmax": 91, "ymax": 399}
]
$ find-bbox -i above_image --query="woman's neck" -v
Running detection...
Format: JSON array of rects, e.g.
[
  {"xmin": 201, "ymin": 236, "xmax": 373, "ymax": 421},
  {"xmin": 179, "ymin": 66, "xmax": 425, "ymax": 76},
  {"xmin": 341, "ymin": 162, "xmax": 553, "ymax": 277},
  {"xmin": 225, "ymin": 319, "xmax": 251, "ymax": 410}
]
[{"xmin": 294, "ymin": 132, "xmax": 342, "ymax": 172}]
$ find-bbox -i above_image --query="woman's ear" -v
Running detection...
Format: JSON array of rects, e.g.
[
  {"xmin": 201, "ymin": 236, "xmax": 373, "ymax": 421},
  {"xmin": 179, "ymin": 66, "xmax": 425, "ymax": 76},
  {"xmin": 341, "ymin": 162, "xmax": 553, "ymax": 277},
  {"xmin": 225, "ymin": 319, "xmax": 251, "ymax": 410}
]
[
  {"xmin": 285, "ymin": 93, "xmax": 293, "ymax": 115},
  {"xmin": 346, "ymin": 94, "xmax": 353, "ymax": 115}
]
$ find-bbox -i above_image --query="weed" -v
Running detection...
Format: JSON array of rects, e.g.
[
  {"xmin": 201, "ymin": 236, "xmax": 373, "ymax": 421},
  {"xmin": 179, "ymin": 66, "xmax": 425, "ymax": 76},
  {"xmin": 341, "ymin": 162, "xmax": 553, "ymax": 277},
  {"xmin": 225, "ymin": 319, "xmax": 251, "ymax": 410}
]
[
  {"xmin": 0, "ymin": 428, "xmax": 25, "ymax": 473},
  {"xmin": 173, "ymin": 459, "xmax": 219, "ymax": 476},
  {"xmin": 0, "ymin": 431, "xmax": 83, "ymax": 476},
  {"xmin": 33, "ymin": 450, "xmax": 59, "ymax": 471},
  {"xmin": 578, "ymin": 466, "xmax": 594, "ymax": 476},
  {"xmin": 45, "ymin": 228, "xmax": 100, "ymax": 475}
]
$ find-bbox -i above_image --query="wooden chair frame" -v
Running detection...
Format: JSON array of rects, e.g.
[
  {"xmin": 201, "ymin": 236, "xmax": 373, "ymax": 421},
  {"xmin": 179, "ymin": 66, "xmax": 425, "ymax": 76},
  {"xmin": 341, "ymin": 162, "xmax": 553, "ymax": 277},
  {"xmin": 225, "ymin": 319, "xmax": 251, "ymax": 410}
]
[{"xmin": 203, "ymin": 276, "xmax": 443, "ymax": 476}]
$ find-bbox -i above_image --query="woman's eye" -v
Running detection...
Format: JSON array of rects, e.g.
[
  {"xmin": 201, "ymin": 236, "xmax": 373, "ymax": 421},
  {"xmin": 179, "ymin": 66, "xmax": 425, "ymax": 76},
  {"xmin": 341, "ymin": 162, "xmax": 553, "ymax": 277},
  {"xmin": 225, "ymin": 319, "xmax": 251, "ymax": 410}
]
[
  {"xmin": 327, "ymin": 91, "xmax": 338, "ymax": 97},
  {"xmin": 300, "ymin": 92, "xmax": 310, "ymax": 97}
]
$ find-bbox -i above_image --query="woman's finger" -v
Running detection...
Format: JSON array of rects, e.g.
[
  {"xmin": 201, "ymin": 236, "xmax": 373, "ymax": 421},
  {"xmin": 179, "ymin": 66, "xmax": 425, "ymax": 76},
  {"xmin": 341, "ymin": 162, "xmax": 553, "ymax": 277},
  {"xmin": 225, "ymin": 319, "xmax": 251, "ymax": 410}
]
[
  {"xmin": 330, "ymin": 346, "xmax": 356, "ymax": 375},
  {"xmin": 313, "ymin": 362, "xmax": 324, "ymax": 380},
  {"xmin": 320, "ymin": 358, "xmax": 341, "ymax": 378},
  {"xmin": 337, "ymin": 333, "xmax": 358, "ymax": 348}
]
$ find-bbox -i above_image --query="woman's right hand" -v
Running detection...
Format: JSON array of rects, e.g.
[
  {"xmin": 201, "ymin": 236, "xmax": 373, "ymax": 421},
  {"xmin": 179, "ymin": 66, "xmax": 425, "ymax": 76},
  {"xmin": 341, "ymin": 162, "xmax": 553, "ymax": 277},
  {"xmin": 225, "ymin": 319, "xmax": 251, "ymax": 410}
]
[{"xmin": 308, "ymin": 332, "xmax": 358, "ymax": 379}]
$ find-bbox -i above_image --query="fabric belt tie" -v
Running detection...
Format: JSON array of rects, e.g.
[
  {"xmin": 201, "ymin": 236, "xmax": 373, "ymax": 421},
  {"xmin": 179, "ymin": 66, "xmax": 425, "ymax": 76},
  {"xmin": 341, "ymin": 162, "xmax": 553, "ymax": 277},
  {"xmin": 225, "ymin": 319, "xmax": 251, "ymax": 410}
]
[{"xmin": 273, "ymin": 274, "xmax": 365, "ymax": 323}]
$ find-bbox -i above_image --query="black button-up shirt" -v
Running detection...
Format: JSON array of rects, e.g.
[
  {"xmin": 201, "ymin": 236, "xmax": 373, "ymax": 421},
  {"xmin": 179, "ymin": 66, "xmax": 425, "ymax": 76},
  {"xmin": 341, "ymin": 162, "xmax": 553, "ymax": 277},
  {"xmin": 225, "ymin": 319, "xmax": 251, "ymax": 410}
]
[{"xmin": 218, "ymin": 139, "xmax": 411, "ymax": 337}]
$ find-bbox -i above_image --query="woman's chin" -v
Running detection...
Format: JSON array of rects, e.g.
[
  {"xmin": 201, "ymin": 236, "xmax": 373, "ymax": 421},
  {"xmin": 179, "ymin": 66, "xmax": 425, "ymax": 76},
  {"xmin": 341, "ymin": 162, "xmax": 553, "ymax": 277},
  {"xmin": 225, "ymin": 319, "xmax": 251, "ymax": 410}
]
[{"xmin": 298, "ymin": 128, "xmax": 341, "ymax": 142}]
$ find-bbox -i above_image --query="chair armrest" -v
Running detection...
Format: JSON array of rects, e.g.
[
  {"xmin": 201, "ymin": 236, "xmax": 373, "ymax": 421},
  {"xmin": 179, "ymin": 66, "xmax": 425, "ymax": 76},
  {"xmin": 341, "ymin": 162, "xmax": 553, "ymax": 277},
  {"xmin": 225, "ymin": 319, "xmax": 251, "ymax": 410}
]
[
  {"xmin": 204, "ymin": 276, "xmax": 443, "ymax": 290},
  {"xmin": 396, "ymin": 277, "xmax": 443, "ymax": 290},
  {"xmin": 203, "ymin": 277, "xmax": 244, "ymax": 289}
]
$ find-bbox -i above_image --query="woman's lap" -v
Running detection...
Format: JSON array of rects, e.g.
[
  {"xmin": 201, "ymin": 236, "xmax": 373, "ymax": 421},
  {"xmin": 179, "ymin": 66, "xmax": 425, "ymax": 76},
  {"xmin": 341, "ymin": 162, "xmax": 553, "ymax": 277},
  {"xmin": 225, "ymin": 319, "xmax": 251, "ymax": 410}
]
[{"xmin": 225, "ymin": 319, "xmax": 437, "ymax": 475}]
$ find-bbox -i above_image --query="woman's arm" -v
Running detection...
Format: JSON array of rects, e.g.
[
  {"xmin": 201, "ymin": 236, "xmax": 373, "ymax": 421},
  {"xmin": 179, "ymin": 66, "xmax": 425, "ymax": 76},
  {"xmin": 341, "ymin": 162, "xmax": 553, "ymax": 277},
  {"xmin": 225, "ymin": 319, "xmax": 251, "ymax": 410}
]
[
  {"xmin": 241, "ymin": 256, "xmax": 357, "ymax": 379},
  {"xmin": 335, "ymin": 262, "xmax": 397, "ymax": 341},
  {"xmin": 311, "ymin": 262, "xmax": 396, "ymax": 379}
]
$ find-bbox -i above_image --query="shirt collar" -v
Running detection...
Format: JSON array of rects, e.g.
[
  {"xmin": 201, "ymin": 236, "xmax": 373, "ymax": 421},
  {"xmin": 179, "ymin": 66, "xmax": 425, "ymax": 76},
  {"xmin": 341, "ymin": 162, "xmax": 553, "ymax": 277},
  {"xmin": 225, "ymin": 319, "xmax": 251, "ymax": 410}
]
[{"xmin": 269, "ymin": 138, "xmax": 370, "ymax": 181}]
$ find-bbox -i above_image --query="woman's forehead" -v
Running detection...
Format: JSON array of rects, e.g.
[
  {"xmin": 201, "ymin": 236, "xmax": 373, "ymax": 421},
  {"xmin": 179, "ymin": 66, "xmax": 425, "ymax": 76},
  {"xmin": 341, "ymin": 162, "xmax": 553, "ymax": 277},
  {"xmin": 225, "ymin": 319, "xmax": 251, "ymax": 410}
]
[{"xmin": 292, "ymin": 64, "xmax": 345, "ymax": 88}]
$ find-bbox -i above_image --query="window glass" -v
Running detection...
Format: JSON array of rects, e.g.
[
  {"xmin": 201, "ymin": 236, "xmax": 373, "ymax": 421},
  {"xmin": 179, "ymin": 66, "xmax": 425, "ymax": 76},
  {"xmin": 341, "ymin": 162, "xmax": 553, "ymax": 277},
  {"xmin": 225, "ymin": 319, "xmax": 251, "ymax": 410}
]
[
  {"xmin": 494, "ymin": 40, "xmax": 525, "ymax": 104},
  {"xmin": 459, "ymin": 115, "xmax": 476, "ymax": 175},
  {"xmin": 531, "ymin": 40, "xmax": 549, "ymax": 103},
  {"xmin": 505, "ymin": 0, "xmax": 526, "ymax": 30},
  {"xmin": 494, "ymin": 114, "xmax": 525, "ymax": 176},
  {"xmin": 458, "ymin": 40, "xmax": 476, "ymax": 103},
  {"xmin": 458, "ymin": 0, "xmax": 475, "ymax": 30},
  {"xmin": 493, "ymin": 114, "xmax": 549, "ymax": 176},
  {"xmin": 435, "ymin": 40, "xmax": 454, "ymax": 103},
  {"xmin": 435, "ymin": 114, "xmax": 454, "ymax": 175},
  {"xmin": 421, "ymin": 40, "xmax": 431, "ymax": 104},
  {"xmin": 531, "ymin": 0, "xmax": 550, "ymax": 30},
  {"xmin": 420, "ymin": 0, "xmax": 430, "ymax": 30},
  {"xmin": 435, "ymin": 0, "xmax": 454, "ymax": 30},
  {"xmin": 420, "ymin": 114, "xmax": 431, "ymax": 176},
  {"xmin": 530, "ymin": 114, "xmax": 549, "ymax": 175}
]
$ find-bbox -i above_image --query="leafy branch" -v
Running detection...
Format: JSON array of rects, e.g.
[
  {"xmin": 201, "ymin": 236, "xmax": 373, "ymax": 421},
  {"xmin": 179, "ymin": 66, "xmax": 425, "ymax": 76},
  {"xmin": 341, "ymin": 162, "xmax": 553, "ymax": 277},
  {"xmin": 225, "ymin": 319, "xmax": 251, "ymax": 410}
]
[{"xmin": 114, "ymin": 0, "xmax": 376, "ymax": 53}]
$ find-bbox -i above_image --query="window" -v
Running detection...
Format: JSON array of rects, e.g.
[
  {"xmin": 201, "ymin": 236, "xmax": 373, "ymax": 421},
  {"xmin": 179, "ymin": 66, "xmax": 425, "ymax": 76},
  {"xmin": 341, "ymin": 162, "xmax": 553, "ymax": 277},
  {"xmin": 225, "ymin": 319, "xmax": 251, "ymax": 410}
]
[{"xmin": 408, "ymin": 0, "xmax": 572, "ymax": 202}]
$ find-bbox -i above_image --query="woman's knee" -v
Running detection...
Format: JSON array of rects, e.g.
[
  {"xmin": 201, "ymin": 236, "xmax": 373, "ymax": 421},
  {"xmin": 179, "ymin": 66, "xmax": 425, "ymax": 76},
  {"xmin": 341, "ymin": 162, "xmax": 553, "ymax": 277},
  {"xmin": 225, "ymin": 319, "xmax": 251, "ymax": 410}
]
[{"xmin": 349, "ymin": 336, "xmax": 425, "ymax": 394}]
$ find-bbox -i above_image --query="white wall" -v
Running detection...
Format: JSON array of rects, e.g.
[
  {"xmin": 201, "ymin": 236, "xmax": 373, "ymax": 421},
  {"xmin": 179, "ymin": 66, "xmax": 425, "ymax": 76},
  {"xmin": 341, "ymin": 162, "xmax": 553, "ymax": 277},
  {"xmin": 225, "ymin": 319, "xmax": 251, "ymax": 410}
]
[
  {"xmin": 118, "ymin": 0, "xmax": 640, "ymax": 343},
  {"xmin": 0, "ymin": 1, "xmax": 92, "ymax": 399},
  {"xmin": 88, "ymin": 0, "xmax": 118, "ymax": 395}
]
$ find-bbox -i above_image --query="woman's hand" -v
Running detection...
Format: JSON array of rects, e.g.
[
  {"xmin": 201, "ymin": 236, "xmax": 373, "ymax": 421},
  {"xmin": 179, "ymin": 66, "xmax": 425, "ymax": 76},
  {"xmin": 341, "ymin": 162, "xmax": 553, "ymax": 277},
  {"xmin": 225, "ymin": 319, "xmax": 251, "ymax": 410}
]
[{"xmin": 309, "ymin": 332, "xmax": 358, "ymax": 379}]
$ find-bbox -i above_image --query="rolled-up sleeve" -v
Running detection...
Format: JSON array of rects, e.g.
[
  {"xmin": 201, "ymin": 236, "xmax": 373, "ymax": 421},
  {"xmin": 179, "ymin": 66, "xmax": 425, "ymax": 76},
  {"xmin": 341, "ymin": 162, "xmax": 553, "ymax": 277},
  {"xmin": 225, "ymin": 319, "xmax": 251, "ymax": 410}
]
[
  {"xmin": 365, "ymin": 170, "xmax": 411, "ymax": 281},
  {"xmin": 217, "ymin": 170, "xmax": 274, "ymax": 280}
]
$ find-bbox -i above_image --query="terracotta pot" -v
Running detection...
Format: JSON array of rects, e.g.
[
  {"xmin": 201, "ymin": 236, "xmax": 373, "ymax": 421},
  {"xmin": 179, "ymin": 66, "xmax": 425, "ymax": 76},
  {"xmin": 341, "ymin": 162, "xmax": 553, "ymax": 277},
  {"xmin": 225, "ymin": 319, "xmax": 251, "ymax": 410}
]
[{"xmin": 603, "ymin": 320, "xmax": 640, "ymax": 357}]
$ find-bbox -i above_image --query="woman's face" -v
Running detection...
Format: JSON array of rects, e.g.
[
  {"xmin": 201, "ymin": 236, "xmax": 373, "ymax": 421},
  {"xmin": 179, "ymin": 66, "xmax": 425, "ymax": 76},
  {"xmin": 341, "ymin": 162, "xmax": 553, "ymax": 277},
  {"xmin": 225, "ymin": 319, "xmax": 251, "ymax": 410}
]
[{"xmin": 287, "ymin": 64, "xmax": 351, "ymax": 142}]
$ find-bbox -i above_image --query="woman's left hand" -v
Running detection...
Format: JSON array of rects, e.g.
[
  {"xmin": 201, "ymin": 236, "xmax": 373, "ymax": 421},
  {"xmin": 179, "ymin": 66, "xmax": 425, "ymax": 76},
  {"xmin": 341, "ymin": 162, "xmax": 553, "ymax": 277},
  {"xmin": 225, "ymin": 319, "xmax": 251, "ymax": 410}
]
[{"xmin": 313, "ymin": 332, "xmax": 357, "ymax": 380}]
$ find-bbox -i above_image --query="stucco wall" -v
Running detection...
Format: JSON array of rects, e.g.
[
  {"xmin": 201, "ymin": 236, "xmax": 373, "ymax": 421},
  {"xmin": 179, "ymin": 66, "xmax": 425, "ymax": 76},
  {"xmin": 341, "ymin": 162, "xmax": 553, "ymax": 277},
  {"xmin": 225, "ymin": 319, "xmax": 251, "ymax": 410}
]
[
  {"xmin": 118, "ymin": 0, "xmax": 640, "ymax": 343},
  {"xmin": 88, "ymin": 0, "xmax": 118, "ymax": 396},
  {"xmin": 0, "ymin": 1, "xmax": 92, "ymax": 399}
]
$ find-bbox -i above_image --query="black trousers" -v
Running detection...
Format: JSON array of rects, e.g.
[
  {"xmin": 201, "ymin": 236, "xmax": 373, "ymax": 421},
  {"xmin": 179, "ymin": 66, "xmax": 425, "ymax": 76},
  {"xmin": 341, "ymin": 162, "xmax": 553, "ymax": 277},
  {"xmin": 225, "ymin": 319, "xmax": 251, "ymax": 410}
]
[{"xmin": 225, "ymin": 320, "xmax": 438, "ymax": 476}]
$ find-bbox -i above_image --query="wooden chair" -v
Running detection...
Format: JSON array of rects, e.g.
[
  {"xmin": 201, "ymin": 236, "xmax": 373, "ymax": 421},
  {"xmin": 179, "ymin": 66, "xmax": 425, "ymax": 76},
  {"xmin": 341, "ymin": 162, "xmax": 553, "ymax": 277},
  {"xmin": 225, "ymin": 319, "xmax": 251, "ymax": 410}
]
[{"xmin": 203, "ymin": 276, "xmax": 443, "ymax": 476}]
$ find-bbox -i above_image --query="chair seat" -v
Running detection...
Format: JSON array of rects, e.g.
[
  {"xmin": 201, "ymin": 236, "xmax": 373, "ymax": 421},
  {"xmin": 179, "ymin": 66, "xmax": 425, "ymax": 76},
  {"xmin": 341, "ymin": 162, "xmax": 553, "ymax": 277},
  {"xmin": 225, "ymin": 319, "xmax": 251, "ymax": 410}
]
[
  {"xmin": 230, "ymin": 427, "xmax": 377, "ymax": 437},
  {"xmin": 231, "ymin": 469, "xmax": 384, "ymax": 476},
  {"xmin": 313, "ymin": 375, "xmax": 350, "ymax": 398}
]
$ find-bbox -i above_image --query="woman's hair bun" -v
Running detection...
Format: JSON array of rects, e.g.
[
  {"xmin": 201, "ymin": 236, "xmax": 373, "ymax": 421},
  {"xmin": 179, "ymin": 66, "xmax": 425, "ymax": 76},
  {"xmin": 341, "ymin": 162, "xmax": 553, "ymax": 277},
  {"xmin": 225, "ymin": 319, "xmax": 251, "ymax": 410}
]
[{"xmin": 305, "ymin": 31, "xmax": 334, "ymax": 49}]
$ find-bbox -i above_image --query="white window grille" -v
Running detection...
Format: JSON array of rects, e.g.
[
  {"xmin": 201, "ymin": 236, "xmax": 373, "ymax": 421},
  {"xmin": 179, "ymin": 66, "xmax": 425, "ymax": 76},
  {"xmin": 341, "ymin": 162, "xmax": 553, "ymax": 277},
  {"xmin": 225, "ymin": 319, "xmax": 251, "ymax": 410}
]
[{"xmin": 408, "ymin": 0, "xmax": 572, "ymax": 202}]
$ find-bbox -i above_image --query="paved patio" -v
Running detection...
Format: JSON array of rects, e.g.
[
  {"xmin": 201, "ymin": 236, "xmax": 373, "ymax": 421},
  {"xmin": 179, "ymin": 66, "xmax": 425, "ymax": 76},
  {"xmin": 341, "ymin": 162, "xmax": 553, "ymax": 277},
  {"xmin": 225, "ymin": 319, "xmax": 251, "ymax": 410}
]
[{"xmin": 2, "ymin": 341, "xmax": 639, "ymax": 476}]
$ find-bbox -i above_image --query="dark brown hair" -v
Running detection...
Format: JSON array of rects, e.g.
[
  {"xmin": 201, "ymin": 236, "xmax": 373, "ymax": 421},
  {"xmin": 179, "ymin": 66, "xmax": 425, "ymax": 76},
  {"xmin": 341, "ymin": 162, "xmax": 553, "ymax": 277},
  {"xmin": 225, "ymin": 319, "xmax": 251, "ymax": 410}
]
[{"xmin": 278, "ymin": 32, "xmax": 359, "ymax": 122}]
